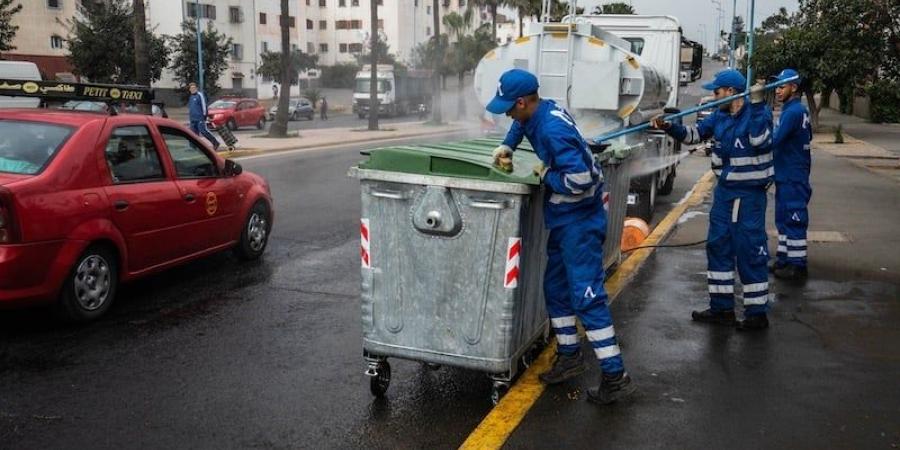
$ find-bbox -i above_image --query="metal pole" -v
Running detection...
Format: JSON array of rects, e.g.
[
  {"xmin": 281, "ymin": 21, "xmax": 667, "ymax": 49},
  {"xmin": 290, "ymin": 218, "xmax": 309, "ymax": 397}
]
[
  {"xmin": 196, "ymin": 0, "xmax": 204, "ymax": 92},
  {"xmin": 711, "ymin": 0, "xmax": 722, "ymax": 56},
  {"xmin": 745, "ymin": 0, "xmax": 756, "ymax": 90},
  {"xmin": 592, "ymin": 75, "xmax": 799, "ymax": 143},
  {"xmin": 728, "ymin": 0, "xmax": 737, "ymax": 67}
]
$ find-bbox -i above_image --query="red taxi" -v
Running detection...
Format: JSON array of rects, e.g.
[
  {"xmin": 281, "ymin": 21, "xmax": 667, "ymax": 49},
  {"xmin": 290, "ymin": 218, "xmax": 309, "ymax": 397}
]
[
  {"xmin": 206, "ymin": 98, "xmax": 267, "ymax": 131},
  {"xmin": 0, "ymin": 108, "xmax": 273, "ymax": 321}
]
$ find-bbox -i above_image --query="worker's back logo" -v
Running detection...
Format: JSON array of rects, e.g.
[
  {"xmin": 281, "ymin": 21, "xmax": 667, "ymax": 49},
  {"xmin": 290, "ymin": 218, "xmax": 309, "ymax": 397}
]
[
  {"xmin": 734, "ymin": 138, "xmax": 746, "ymax": 149},
  {"xmin": 758, "ymin": 246, "xmax": 768, "ymax": 256},
  {"xmin": 802, "ymin": 113, "xmax": 810, "ymax": 130},
  {"xmin": 584, "ymin": 286, "xmax": 597, "ymax": 299},
  {"xmin": 791, "ymin": 212, "xmax": 801, "ymax": 222}
]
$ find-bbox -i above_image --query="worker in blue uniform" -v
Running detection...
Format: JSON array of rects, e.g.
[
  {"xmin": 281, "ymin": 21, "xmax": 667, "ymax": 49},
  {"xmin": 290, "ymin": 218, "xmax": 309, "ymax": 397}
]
[
  {"xmin": 188, "ymin": 82, "xmax": 220, "ymax": 151},
  {"xmin": 487, "ymin": 69, "xmax": 635, "ymax": 404},
  {"xmin": 770, "ymin": 69, "xmax": 813, "ymax": 280},
  {"xmin": 651, "ymin": 69, "xmax": 774, "ymax": 331}
]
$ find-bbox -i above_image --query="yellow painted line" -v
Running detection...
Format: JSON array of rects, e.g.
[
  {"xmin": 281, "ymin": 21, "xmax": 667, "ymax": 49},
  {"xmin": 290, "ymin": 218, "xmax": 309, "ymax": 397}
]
[
  {"xmin": 459, "ymin": 170, "xmax": 716, "ymax": 450},
  {"xmin": 515, "ymin": 36, "xmax": 531, "ymax": 44}
]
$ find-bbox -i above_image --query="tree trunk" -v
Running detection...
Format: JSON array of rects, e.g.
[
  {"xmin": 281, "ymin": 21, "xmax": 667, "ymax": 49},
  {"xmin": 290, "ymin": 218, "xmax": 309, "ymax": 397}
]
[
  {"xmin": 803, "ymin": 86, "xmax": 820, "ymax": 132},
  {"xmin": 269, "ymin": 0, "xmax": 291, "ymax": 137},
  {"xmin": 518, "ymin": 8, "xmax": 524, "ymax": 38},
  {"xmin": 431, "ymin": 0, "xmax": 443, "ymax": 124},
  {"xmin": 133, "ymin": 0, "xmax": 150, "ymax": 113},
  {"xmin": 491, "ymin": 3, "xmax": 498, "ymax": 43},
  {"xmin": 368, "ymin": 0, "xmax": 379, "ymax": 130},
  {"xmin": 456, "ymin": 71, "xmax": 465, "ymax": 120}
]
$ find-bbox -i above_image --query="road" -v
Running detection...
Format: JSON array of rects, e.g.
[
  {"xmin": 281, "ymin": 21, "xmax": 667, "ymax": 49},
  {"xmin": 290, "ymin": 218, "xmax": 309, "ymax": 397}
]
[{"xmin": 0, "ymin": 61, "xmax": 720, "ymax": 448}]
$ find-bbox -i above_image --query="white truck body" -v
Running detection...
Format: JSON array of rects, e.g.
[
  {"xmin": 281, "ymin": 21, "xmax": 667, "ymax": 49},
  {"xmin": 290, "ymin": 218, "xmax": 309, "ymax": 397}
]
[
  {"xmin": 352, "ymin": 64, "xmax": 430, "ymax": 118},
  {"xmin": 0, "ymin": 61, "xmax": 42, "ymax": 109}
]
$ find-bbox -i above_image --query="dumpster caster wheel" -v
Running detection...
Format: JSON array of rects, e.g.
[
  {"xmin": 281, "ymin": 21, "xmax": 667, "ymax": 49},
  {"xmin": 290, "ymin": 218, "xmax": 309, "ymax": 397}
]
[
  {"xmin": 369, "ymin": 361, "xmax": 391, "ymax": 398},
  {"xmin": 491, "ymin": 381, "xmax": 510, "ymax": 405}
]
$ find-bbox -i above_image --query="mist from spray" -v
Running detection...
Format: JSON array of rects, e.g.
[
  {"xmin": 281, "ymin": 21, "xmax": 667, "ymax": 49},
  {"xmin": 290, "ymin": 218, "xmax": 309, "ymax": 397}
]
[{"xmin": 627, "ymin": 151, "xmax": 692, "ymax": 178}]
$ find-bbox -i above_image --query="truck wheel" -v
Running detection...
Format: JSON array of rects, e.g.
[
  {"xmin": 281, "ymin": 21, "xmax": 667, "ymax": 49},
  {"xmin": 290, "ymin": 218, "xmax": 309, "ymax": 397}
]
[
  {"xmin": 56, "ymin": 245, "xmax": 118, "ymax": 322},
  {"xmin": 659, "ymin": 167, "xmax": 676, "ymax": 196},
  {"xmin": 627, "ymin": 174, "xmax": 657, "ymax": 222},
  {"xmin": 234, "ymin": 201, "xmax": 271, "ymax": 261}
]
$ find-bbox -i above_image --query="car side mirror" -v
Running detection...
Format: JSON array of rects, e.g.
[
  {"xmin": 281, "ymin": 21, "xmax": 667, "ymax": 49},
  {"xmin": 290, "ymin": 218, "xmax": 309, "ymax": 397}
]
[{"xmin": 224, "ymin": 159, "xmax": 243, "ymax": 176}]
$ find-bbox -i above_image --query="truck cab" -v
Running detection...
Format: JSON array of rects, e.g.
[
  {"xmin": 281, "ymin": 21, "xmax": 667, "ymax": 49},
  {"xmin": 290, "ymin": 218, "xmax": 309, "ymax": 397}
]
[{"xmin": 353, "ymin": 64, "xmax": 396, "ymax": 118}]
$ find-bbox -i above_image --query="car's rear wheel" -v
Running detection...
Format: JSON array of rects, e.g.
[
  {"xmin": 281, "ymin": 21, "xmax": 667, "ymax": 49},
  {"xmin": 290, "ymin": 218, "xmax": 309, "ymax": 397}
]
[
  {"xmin": 256, "ymin": 117, "xmax": 265, "ymax": 130},
  {"xmin": 235, "ymin": 201, "xmax": 271, "ymax": 261},
  {"xmin": 57, "ymin": 245, "xmax": 118, "ymax": 322},
  {"xmin": 227, "ymin": 118, "xmax": 237, "ymax": 131}
]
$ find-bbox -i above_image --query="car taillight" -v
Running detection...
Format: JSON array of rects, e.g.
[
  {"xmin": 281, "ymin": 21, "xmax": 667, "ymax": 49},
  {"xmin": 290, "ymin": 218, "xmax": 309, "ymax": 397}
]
[{"xmin": 0, "ymin": 189, "xmax": 19, "ymax": 244}]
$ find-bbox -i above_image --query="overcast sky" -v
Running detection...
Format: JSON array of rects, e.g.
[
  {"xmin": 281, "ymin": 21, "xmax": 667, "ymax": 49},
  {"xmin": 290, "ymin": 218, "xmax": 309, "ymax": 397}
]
[{"xmin": 527, "ymin": 0, "xmax": 802, "ymax": 51}]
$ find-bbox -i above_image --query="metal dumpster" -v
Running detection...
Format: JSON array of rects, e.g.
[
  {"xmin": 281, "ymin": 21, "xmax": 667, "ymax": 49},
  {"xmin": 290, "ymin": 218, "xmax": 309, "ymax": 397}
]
[{"xmin": 348, "ymin": 138, "xmax": 634, "ymax": 403}]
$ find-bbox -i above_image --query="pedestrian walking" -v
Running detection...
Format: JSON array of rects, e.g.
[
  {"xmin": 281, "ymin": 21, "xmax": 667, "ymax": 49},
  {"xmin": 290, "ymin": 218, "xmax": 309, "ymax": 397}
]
[
  {"xmin": 487, "ymin": 69, "xmax": 635, "ymax": 405},
  {"xmin": 187, "ymin": 82, "xmax": 220, "ymax": 151},
  {"xmin": 320, "ymin": 96, "xmax": 328, "ymax": 120},
  {"xmin": 770, "ymin": 69, "xmax": 813, "ymax": 280},
  {"xmin": 272, "ymin": 83, "xmax": 279, "ymax": 99},
  {"xmin": 651, "ymin": 69, "xmax": 774, "ymax": 331}
]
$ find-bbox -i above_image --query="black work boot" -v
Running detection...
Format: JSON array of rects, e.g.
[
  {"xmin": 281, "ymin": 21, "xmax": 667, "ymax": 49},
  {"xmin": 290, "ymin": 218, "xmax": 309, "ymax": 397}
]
[
  {"xmin": 768, "ymin": 260, "xmax": 786, "ymax": 273},
  {"xmin": 691, "ymin": 308, "xmax": 736, "ymax": 325},
  {"xmin": 538, "ymin": 349, "xmax": 585, "ymax": 385},
  {"xmin": 737, "ymin": 314, "xmax": 769, "ymax": 331},
  {"xmin": 587, "ymin": 372, "xmax": 636, "ymax": 405},
  {"xmin": 773, "ymin": 264, "xmax": 808, "ymax": 280}
]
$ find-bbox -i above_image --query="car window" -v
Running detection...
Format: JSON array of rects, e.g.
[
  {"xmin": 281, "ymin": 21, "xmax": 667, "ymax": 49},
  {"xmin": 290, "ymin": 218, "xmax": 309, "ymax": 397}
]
[
  {"xmin": 0, "ymin": 120, "xmax": 73, "ymax": 175},
  {"xmin": 159, "ymin": 127, "xmax": 219, "ymax": 178},
  {"xmin": 249, "ymin": 101, "xmax": 258, "ymax": 108},
  {"xmin": 209, "ymin": 100, "xmax": 236, "ymax": 109},
  {"xmin": 104, "ymin": 125, "xmax": 165, "ymax": 183}
]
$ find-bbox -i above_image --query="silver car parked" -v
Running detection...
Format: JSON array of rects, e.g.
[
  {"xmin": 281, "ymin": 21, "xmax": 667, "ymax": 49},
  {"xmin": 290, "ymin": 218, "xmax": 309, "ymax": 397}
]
[{"xmin": 268, "ymin": 98, "xmax": 314, "ymax": 121}]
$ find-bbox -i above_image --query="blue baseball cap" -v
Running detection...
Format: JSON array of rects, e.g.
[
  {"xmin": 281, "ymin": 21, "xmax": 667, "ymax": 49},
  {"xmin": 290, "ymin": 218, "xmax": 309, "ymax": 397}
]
[
  {"xmin": 486, "ymin": 69, "xmax": 539, "ymax": 114},
  {"xmin": 771, "ymin": 68, "xmax": 802, "ymax": 85},
  {"xmin": 702, "ymin": 69, "xmax": 747, "ymax": 92}
]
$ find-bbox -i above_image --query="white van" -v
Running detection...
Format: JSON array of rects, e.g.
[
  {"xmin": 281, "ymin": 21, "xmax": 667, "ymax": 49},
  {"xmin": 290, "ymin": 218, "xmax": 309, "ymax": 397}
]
[{"xmin": 0, "ymin": 61, "xmax": 42, "ymax": 108}]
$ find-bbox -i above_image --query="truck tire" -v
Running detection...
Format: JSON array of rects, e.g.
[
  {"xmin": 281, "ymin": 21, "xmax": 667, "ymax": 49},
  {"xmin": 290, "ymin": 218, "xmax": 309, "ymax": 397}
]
[
  {"xmin": 627, "ymin": 174, "xmax": 657, "ymax": 223},
  {"xmin": 659, "ymin": 166, "xmax": 676, "ymax": 196}
]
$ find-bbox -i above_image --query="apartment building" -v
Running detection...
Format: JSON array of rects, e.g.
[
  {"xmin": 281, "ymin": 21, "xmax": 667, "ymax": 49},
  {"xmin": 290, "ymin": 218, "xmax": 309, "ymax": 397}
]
[{"xmin": 2, "ymin": 0, "xmax": 79, "ymax": 80}]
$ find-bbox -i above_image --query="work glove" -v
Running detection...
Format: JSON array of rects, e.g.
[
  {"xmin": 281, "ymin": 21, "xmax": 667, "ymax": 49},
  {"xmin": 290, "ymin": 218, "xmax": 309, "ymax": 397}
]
[
  {"xmin": 532, "ymin": 162, "xmax": 548, "ymax": 181},
  {"xmin": 493, "ymin": 144, "xmax": 514, "ymax": 173},
  {"xmin": 649, "ymin": 115, "xmax": 672, "ymax": 131},
  {"xmin": 749, "ymin": 81, "xmax": 766, "ymax": 104}
]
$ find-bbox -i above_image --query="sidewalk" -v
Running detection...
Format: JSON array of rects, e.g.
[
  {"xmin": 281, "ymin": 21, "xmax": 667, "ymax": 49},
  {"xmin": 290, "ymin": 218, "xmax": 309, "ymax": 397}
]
[{"xmin": 501, "ymin": 130, "xmax": 900, "ymax": 448}]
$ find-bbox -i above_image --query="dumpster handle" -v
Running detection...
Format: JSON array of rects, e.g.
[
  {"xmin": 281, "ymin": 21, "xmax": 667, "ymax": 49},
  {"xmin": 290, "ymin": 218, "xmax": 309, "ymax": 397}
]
[
  {"xmin": 469, "ymin": 199, "xmax": 509, "ymax": 210},
  {"xmin": 370, "ymin": 190, "xmax": 406, "ymax": 200}
]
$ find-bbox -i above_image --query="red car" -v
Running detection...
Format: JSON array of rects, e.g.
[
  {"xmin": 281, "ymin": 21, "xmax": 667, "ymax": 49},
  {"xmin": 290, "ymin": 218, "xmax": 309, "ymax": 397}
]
[
  {"xmin": 0, "ymin": 109, "xmax": 274, "ymax": 321},
  {"xmin": 207, "ymin": 98, "xmax": 267, "ymax": 131}
]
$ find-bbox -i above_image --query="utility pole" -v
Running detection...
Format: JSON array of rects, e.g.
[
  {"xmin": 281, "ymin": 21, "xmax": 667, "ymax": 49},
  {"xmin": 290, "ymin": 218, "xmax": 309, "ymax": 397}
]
[
  {"xmin": 195, "ymin": 0, "xmax": 204, "ymax": 92},
  {"xmin": 368, "ymin": 0, "xmax": 379, "ymax": 131},
  {"xmin": 745, "ymin": 0, "xmax": 756, "ymax": 90},
  {"xmin": 728, "ymin": 0, "xmax": 737, "ymax": 67},
  {"xmin": 431, "ymin": 0, "xmax": 442, "ymax": 124},
  {"xmin": 711, "ymin": 0, "xmax": 722, "ymax": 57}
]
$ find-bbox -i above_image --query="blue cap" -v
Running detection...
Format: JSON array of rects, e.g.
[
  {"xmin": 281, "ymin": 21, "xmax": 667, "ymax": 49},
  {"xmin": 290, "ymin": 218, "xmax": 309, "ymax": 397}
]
[
  {"xmin": 486, "ymin": 69, "xmax": 539, "ymax": 114},
  {"xmin": 772, "ymin": 68, "xmax": 801, "ymax": 85},
  {"xmin": 702, "ymin": 69, "xmax": 747, "ymax": 92}
]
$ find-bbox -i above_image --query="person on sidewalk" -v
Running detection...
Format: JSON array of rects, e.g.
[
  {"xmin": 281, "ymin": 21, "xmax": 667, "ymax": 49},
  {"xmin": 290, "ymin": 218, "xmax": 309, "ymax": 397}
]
[
  {"xmin": 651, "ymin": 69, "xmax": 774, "ymax": 331},
  {"xmin": 320, "ymin": 96, "xmax": 328, "ymax": 120},
  {"xmin": 187, "ymin": 82, "xmax": 220, "ymax": 151},
  {"xmin": 487, "ymin": 68, "xmax": 635, "ymax": 404},
  {"xmin": 770, "ymin": 69, "xmax": 813, "ymax": 280}
]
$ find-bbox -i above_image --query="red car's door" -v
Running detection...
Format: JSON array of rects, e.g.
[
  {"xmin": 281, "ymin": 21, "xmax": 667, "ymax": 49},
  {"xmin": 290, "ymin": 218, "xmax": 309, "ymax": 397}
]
[
  {"xmin": 236, "ymin": 101, "xmax": 248, "ymax": 127},
  {"xmin": 157, "ymin": 125, "xmax": 239, "ymax": 251},
  {"xmin": 101, "ymin": 122, "xmax": 186, "ymax": 271}
]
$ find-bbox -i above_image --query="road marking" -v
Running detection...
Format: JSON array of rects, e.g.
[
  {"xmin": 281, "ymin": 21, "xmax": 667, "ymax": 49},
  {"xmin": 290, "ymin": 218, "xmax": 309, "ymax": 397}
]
[{"xmin": 459, "ymin": 170, "xmax": 716, "ymax": 450}]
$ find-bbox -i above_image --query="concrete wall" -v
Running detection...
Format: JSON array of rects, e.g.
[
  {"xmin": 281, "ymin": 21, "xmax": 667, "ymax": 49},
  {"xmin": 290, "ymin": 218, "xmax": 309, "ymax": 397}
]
[{"xmin": 828, "ymin": 91, "xmax": 872, "ymax": 121}]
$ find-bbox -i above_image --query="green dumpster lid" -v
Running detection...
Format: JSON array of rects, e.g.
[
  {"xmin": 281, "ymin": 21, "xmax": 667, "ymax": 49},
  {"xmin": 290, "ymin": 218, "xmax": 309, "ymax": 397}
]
[{"xmin": 357, "ymin": 138, "xmax": 543, "ymax": 185}]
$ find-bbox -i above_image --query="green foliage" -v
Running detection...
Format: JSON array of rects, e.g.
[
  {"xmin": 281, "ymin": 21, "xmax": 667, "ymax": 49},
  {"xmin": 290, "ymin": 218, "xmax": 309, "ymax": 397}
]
[
  {"xmin": 63, "ymin": 0, "xmax": 169, "ymax": 84},
  {"xmin": 303, "ymin": 88, "xmax": 321, "ymax": 109},
  {"xmin": 866, "ymin": 79, "xmax": 900, "ymax": 123},
  {"xmin": 411, "ymin": 34, "xmax": 451, "ymax": 75},
  {"xmin": 593, "ymin": 2, "xmax": 636, "ymax": 14},
  {"xmin": 169, "ymin": 21, "xmax": 232, "ymax": 98},
  {"xmin": 354, "ymin": 36, "xmax": 397, "ymax": 66},
  {"xmin": 318, "ymin": 63, "xmax": 360, "ymax": 88},
  {"xmin": 257, "ymin": 49, "xmax": 318, "ymax": 84},
  {"xmin": 0, "ymin": 0, "xmax": 22, "ymax": 55}
]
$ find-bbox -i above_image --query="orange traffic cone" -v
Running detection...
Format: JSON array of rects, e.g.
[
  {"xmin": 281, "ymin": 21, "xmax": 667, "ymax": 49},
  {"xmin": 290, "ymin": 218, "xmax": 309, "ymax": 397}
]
[{"xmin": 621, "ymin": 217, "xmax": 650, "ymax": 252}]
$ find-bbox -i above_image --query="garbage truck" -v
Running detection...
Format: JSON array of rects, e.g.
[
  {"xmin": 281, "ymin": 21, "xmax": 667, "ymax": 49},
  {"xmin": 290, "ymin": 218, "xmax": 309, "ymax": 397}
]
[
  {"xmin": 352, "ymin": 64, "xmax": 432, "ymax": 118},
  {"xmin": 681, "ymin": 38, "xmax": 704, "ymax": 84},
  {"xmin": 474, "ymin": 14, "xmax": 686, "ymax": 221}
]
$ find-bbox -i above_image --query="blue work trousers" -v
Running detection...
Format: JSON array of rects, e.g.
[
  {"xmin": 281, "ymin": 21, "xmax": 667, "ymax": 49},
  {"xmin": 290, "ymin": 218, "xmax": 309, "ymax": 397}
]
[
  {"xmin": 775, "ymin": 181, "xmax": 811, "ymax": 267},
  {"xmin": 190, "ymin": 120, "xmax": 220, "ymax": 150}
]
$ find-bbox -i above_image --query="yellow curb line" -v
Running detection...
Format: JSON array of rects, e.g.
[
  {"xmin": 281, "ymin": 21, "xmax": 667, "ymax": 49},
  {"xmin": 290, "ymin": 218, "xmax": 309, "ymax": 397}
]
[{"xmin": 459, "ymin": 170, "xmax": 716, "ymax": 450}]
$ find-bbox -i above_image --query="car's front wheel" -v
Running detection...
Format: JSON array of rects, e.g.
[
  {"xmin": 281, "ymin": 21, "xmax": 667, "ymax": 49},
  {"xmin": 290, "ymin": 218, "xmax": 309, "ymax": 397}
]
[
  {"xmin": 227, "ymin": 118, "xmax": 237, "ymax": 131},
  {"xmin": 57, "ymin": 245, "xmax": 118, "ymax": 322},
  {"xmin": 256, "ymin": 117, "xmax": 265, "ymax": 130},
  {"xmin": 235, "ymin": 201, "xmax": 271, "ymax": 261}
]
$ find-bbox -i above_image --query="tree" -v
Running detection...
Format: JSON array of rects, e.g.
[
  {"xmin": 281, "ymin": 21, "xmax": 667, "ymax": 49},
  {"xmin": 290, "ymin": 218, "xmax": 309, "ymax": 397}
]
[
  {"xmin": 64, "ymin": 0, "xmax": 169, "ymax": 84},
  {"xmin": 169, "ymin": 21, "xmax": 231, "ymax": 99},
  {"xmin": 593, "ymin": 2, "xmax": 636, "ymax": 14},
  {"xmin": 368, "ymin": 0, "xmax": 379, "ymax": 131},
  {"xmin": 0, "ymin": 0, "xmax": 22, "ymax": 57},
  {"xmin": 355, "ymin": 35, "xmax": 397, "ymax": 66},
  {"xmin": 269, "ymin": 0, "xmax": 292, "ymax": 137},
  {"xmin": 431, "ymin": 0, "xmax": 443, "ymax": 124},
  {"xmin": 546, "ymin": 1, "xmax": 584, "ymax": 22},
  {"xmin": 444, "ymin": 10, "xmax": 496, "ymax": 118},
  {"xmin": 507, "ymin": 0, "xmax": 541, "ymax": 38},
  {"xmin": 256, "ymin": 49, "xmax": 318, "ymax": 84},
  {"xmin": 468, "ymin": 0, "xmax": 507, "ymax": 43},
  {"xmin": 133, "ymin": 0, "xmax": 149, "ymax": 87}
]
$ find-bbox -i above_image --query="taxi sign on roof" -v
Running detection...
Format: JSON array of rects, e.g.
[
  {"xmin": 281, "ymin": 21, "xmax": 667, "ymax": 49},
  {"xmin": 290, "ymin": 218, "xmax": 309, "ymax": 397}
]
[{"xmin": 0, "ymin": 78, "xmax": 153, "ymax": 104}]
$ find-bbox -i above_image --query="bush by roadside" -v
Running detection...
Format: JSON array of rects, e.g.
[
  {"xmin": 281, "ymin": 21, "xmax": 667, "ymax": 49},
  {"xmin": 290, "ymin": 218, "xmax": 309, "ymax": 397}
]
[
  {"xmin": 319, "ymin": 63, "xmax": 359, "ymax": 89},
  {"xmin": 866, "ymin": 79, "xmax": 900, "ymax": 124}
]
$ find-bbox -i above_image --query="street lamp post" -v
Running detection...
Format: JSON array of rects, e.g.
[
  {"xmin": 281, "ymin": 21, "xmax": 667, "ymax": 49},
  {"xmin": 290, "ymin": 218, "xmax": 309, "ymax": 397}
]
[
  {"xmin": 711, "ymin": 0, "xmax": 722, "ymax": 57},
  {"xmin": 195, "ymin": 0, "xmax": 204, "ymax": 92},
  {"xmin": 745, "ymin": 0, "xmax": 756, "ymax": 90},
  {"xmin": 728, "ymin": 0, "xmax": 737, "ymax": 67}
]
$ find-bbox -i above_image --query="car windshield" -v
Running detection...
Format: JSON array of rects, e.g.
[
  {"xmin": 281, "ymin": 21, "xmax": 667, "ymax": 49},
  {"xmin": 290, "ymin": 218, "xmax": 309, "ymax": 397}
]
[
  {"xmin": 355, "ymin": 79, "xmax": 390, "ymax": 93},
  {"xmin": 209, "ymin": 100, "xmax": 236, "ymax": 109},
  {"xmin": 0, "ymin": 120, "xmax": 73, "ymax": 175}
]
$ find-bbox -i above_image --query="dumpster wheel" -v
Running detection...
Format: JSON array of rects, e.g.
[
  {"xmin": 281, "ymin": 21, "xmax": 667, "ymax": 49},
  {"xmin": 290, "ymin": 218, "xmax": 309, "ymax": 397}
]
[
  {"xmin": 491, "ymin": 380, "xmax": 511, "ymax": 405},
  {"xmin": 370, "ymin": 361, "xmax": 391, "ymax": 397}
]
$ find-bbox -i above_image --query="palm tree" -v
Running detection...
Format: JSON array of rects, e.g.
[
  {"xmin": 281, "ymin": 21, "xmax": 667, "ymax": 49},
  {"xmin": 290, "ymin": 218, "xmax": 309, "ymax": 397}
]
[
  {"xmin": 443, "ymin": 10, "xmax": 473, "ymax": 118},
  {"xmin": 509, "ymin": 0, "xmax": 541, "ymax": 37},
  {"xmin": 268, "ymin": 0, "xmax": 291, "ymax": 137},
  {"xmin": 430, "ymin": 0, "xmax": 443, "ymax": 124},
  {"xmin": 468, "ymin": 0, "xmax": 508, "ymax": 43},
  {"xmin": 368, "ymin": 0, "xmax": 379, "ymax": 130}
]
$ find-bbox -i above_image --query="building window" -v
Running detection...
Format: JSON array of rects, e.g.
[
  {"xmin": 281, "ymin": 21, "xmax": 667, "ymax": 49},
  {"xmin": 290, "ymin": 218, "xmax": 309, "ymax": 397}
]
[
  {"xmin": 319, "ymin": 43, "xmax": 328, "ymax": 53},
  {"xmin": 426, "ymin": 27, "xmax": 431, "ymax": 36},
  {"xmin": 306, "ymin": 0, "xmax": 310, "ymax": 4},
  {"xmin": 231, "ymin": 43, "xmax": 243, "ymax": 60},
  {"xmin": 377, "ymin": 19, "xmax": 384, "ymax": 30},
  {"xmin": 339, "ymin": 43, "xmax": 348, "ymax": 53},
  {"xmin": 350, "ymin": 20, "xmax": 362, "ymax": 29},
  {"xmin": 339, "ymin": 0, "xmax": 346, "ymax": 5},
  {"xmin": 426, "ymin": 5, "xmax": 431, "ymax": 14},
  {"xmin": 319, "ymin": 0, "xmax": 326, "ymax": 6},
  {"xmin": 50, "ymin": 35, "xmax": 64, "ymax": 49},
  {"xmin": 336, "ymin": 20, "xmax": 346, "ymax": 30},
  {"xmin": 348, "ymin": 43, "xmax": 363, "ymax": 53},
  {"xmin": 229, "ymin": 7, "xmax": 243, "ymax": 23},
  {"xmin": 351, "ymin": 0, "xmax": 359, "ymax": 6},
  {"xmin": 377, "ymin": 0, "xmax": 383, "ymax": 5},
  {"xmin": 47, "ymin": 0, "xmax": 61, "ymax": 8},
  {"xmin": 442, "ymin": 0, "xmax": 450, "ymax": 8},
  {"xmin": 280, "ymin": 15, "xmax": 296, "ymax": 28},
  {"xmin": 187, "ymin": 3, "xmax": 216, "ymax": 20},
  {"xmin": 307, "ymin": 42, "xmax": 315, "ymax": 53},
  {"xmin": 259, "ymin": 12, "xmax": 266, "ymax": 24},
  {"xmin": 306, "ymin": 19, "xmax": 313, "ymax": 29},
  {"xmin": 262, "ymin": 41, "xmax": 269, "ymax": 52}
]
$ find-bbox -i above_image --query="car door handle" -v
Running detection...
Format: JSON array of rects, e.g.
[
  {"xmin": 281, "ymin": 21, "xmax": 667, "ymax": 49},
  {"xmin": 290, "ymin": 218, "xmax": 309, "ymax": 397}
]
[
  {"xmin": 184, "ymin": 193, "xmax": 196, "ymax": 202},
  {"xmin": 113, "ymin": 200, "xmax": 129, "ymax": 211}
]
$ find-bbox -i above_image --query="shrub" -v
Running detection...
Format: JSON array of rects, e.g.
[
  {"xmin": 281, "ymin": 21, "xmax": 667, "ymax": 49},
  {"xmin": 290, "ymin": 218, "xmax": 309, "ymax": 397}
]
[
  {"xmin": 866, "ymin": 79, "xmax": 900, "ymax": 123},
  {"xmin": 318, "ymin": 63, "xmax": 359, "ymax": 89},
  {"xmin": 303, "ymin": 88, "xmax": 321, "ymax": 109}
]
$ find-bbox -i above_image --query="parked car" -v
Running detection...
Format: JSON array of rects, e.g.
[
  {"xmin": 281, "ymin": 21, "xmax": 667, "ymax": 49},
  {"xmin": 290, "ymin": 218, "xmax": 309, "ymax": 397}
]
[
  {"xmin": 0, "ymin": 108, "xmax": 273, "ymax": 321},
  {"xmin": 268, "ymin": 98, "xmax": 314, "ymax": 121},
  {"xmin": 207, "ymin": 98, "xmax": 267, "ymax": 131}
]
